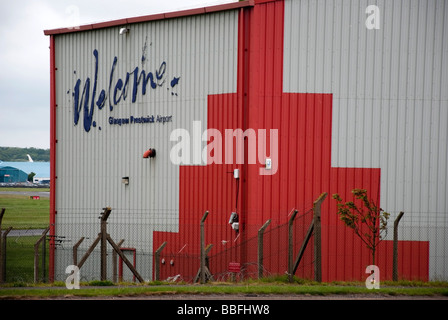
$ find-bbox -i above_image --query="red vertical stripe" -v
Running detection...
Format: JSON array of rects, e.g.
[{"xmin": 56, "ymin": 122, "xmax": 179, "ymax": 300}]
[{"xmin": 49, "ymin": 35, "xmax": 56, "ymax": 283}]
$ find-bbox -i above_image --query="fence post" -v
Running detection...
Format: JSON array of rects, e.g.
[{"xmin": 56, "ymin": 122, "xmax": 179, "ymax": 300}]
[
  {"xmin": 257, "ymin": 219, "xmax": 271, "ymax": 279},
  {"xmin": 313, "ymin": 192, "xmax": 327, "ymax": 282},
  {"xmin": 154, "ymin": 241, "xmax": 167, "ymax": 281},
  {"xmin": 194, "ymin": 244, "xmax": 214, "ymax": 283},
  {"xmin": 200, "ymin": 211, "xmax": 209, "ymax": 284},
  {"xmin": 106, "ymin": 235, "xmax": 144, "ymax": 283},
  {"xmin": 288, "ymin": 210, "xmax": 298, "ymax": 282},
  {"xmin": 0, "ymin": 208, "xmax": 4, "ymax": 283},
  {"xmin": 1, "ymin": 226, "xmax": 12, "ymax": 283},
  {"xmin": 100, "ymin": 207, "xmax": 112, "ymax": 281},
  {"xmin": 42, "ymin": 232, "xmax": 47, "ymax": 283},
  {"xmin": 75, "ymin": 207, "xmax": 143, "ymax": 283},
  {"xmin": 293, "ymin": 221, "xmax": 314, "ymax": 275},
  {"xmin": 34, "ymin": 227, "xmax": 50, "ymax": 283},
  {"xmin": 77, "ymin": 235, "xmax": 101, "ymax": 269},
  {"xmin": 393, "ymin": 211, "xmax": 405, "ymax": 281},
  {"xmin": 112, "ymin": 239, "xmax": 124, "ymax": 283},
  {"xmin": 73, "ymin": 237, "xmax": 85, "ymax": 266}
]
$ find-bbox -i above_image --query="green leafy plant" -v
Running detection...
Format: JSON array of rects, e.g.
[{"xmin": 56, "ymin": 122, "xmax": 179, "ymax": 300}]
[{"xmin": 332, "ymin": 188, "xmax": 390, "ymax": 266}]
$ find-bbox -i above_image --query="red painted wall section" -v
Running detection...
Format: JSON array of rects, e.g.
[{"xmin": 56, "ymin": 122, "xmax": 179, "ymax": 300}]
[
  {"xmin": 49, "ymin": 35, "xmax": 57, "ymax": 282},
  {"xmin": 152, "ymin": 8, "xmax": 247, "ymax": 280},
  {"xmin": 152, "ymin": 93, "xmax": 247, "ymax": 280},
  {"xmin": 153, "ymin": 0, "xmax": 429, "ymax": 282},
  {"xmin": 377, "ymin": 240, "xmax": 429, "ymax": 281}
]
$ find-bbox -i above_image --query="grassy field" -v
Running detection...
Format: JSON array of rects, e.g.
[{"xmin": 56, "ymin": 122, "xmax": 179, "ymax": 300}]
[
  {"xmin": 1, "ymin": 235, "xmax": 49, "ymax": 283},
  {"xmin": 0, "ymin": 189, "xmax": 50, "ymax": 283},
  {"xmin": 0, "ymin": 191, "xmax": 50, "ymax": 229}
]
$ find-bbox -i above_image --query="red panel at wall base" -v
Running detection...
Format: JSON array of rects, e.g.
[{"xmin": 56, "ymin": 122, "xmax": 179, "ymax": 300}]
[{"xmin": 378, "ymin": 240, "xmax": 430, "ymax": 281}]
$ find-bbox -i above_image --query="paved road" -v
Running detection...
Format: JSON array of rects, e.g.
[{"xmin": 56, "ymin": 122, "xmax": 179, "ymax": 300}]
[
  {"xmin": 2, "ymin": 228, "xmax": 47, "ymax": 237},
  {"xmin": 2, "ymin": 290, "xmax": 447, "ymax": 300},
  {"xmin": 0, "ymin": 191, "xmax": 50, "ymax": 198},
  {"xmin": 53, "ymin": 292, "xmax": 448, "ymax": 300}
]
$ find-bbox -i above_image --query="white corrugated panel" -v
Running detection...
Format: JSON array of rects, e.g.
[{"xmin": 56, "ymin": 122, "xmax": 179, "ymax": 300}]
[
  {"xmin": 54, "ymin": 10, "xmax": 238, "ymax": 280},
  {"xmin": 284, "ymin": 0, "xmax": 448, "ymax": 280}
]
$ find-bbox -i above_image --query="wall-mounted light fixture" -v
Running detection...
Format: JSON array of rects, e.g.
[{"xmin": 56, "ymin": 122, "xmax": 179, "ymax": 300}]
[
  {"xmin": 119, "ymin": 27, "xmax": 129, "ymax": 35},
  {"xmin": 143, "ymin": 148, "xmax": 156, "ymax": 158},
  {"xmin": 122, "ymin": 176, "xmax": 129, "ymax": 185}
]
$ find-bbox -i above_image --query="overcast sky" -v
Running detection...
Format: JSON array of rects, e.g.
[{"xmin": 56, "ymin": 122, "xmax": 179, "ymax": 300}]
[{"xmin": 0, "ymin": 0, "xmax": 235, "ymax": 150}]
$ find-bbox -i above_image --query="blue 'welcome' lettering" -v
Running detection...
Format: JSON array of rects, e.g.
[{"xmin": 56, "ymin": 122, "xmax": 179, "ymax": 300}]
[{"xmin": 73, "ymin": 48, "xmax": 172, "ymax": 132}]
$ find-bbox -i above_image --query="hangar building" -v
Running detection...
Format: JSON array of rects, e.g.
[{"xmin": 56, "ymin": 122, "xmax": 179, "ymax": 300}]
[{"xmin": 44, "ymin": 0, "xmax": 448, "ymax": 282}]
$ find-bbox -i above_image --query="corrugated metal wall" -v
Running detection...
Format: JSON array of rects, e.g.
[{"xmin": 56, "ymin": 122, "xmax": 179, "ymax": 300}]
[
  {"xmin": 50, "ymin": 0, "xmax": 448, "ymax": 282},
  {"xmin": 243, "ymin": 0, "xmax": 352, "ymax": 279},
  {"xmin": 283, "ymin": 0, "xmax": 448, "ymax": 280},
  {"xmin": 54, "ymin": 10, "xmax": 239, "ymax": 281},
  {"xmin": 235, "ymin": 0, "xmax": 445, "ymax": 281}
]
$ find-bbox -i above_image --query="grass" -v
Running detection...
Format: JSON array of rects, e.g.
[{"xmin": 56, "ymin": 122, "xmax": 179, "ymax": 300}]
[
  {"xmin": 2, "ymin": 235, "xmax": 49, "ymax": 283},
  {"xmin": 0, "ymin": 278, "xmax": 447, "ymax": 299},
  {"xmin": 0, "ymin": 189, "xmax": 50, "ymax": 283},
  {"xmin": 0, "ymin": 193, "xmax": 50, "ymax": 229}
]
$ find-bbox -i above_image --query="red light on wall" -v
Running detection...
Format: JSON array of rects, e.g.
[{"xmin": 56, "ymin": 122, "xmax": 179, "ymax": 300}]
[{"xmin": 143, "ymin": 148, "xmax": 156, "ymax": 158}]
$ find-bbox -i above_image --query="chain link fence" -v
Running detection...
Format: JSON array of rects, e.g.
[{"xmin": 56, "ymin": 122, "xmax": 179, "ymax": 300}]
[
  {"xmin": 47, "ymin": 208, "xmax": 315, "ymax": 284},
  {"xmin": 1, "ymin": 201, "xmax": 447, "ymax": 284},
  {"xmin": 0, "ymin": 193, "xmax": 50, "ymax": 284},
  {"xmin": 0, "ymin": 228, "xmax": 49, "ymax": 283}
]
